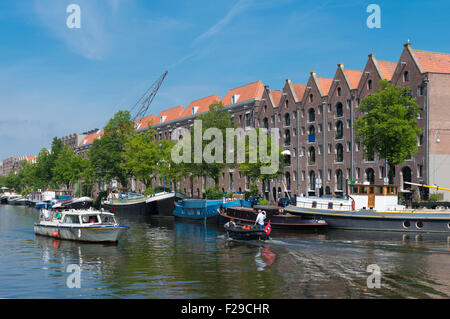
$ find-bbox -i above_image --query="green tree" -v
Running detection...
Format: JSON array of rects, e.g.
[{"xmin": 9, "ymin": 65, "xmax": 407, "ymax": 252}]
[
  {"xmin": 354, "ymin": 79, "xmax": 421, "ymax": 174},
  {"xmin": 122, "ymin": 126, "xmax": 160, "ymax": 190},
  {"xmin": 186, "ymin": 102, "xmax": 234, "ymax": 189},
  {"xmin": 238, "ymin": 128, "xmax": 285, "ymax": 183},
  {"xmin": 88, "ymin": 110, "xmax": 135, "ymax": 188},
  {"xmin": 52, "ymin": 145, "xmax": 86, "ymax": 190}
]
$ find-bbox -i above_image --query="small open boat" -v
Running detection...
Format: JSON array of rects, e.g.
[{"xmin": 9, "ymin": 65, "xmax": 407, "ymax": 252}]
[
  {"xmin": 224, "ymin": 222, "xmax": 271, "ymax": 241},
  {"xmin": 34, "ymin": 208, "xmax": 128, "ymax": 242}
]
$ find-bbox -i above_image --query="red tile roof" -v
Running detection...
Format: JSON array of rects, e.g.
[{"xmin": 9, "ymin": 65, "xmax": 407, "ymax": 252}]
[
  {"xmin": 156, "ymin": 105, "xmax": 185, "ymax": 124},
  {"xmin": 292, "ymin": 84, "xmax": 306, "ymax": 102},
  {"xmin": 270, "ymin": 90, "xmax": 282, "ymax": 106},
  {"xmin": 79, "ymin": 130, "xmax": 103, "ymax": 146},
  {"xmin": 316, "ymin": 77, "xmax": 333, "ymax": 96},
  {"xmin": 135, "ymin": 114, "xmax": 157, "ymax": 131},
  {"xmin": 222, "ymin": 80, "xmax": 265, "ymax": 106},
  {"xmin": 181, "ymin": 94, "xmax": 221, "ymax": 118},
  {"xmin": 344, "ymin": 69, "xmax": 363, "ymax": 89},
  {"xmin": 412, "ymin": 49, "xmax": 450, "ymax": 74},
  {"xmin": 376, "ymin": 60, "xmax": 397, "ymax": 80}
]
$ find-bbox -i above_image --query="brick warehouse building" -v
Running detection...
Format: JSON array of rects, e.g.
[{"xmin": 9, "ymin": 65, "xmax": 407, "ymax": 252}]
[{"xmin": 74, "ymin": 43, "xmax": 450, "ymax": 201}]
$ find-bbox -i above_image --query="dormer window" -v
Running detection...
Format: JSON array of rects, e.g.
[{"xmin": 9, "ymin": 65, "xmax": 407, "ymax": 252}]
[{"xmin": 231, "ymin": 94, "xmax": 240, "ymax": 104}]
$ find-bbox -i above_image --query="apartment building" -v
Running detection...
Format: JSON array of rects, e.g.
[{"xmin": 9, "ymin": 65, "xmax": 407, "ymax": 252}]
[{"xmin": 74, "ymin": 43, "xmax": 450, "ymax": 201}]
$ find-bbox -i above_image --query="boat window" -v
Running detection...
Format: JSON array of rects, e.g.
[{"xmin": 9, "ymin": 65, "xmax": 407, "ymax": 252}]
[
  {"xmin": 376, "ymin": 187, "xmax": 383, "ymax": 194},
  {"xmin": 388, "ymin": 187, "xmax": 396, "ymax": 195},
  {"xmin": 328, "ymin": 202, "xmax": 333, "ymax": 209},
  {"xmin": 197, "ymin": 209, "xmax": 201, "ymax": 215},
  {"xmin": 360, "ymin": 186, "xmax": 367, "ymax": 194},
  {"xmin": 369, "ymin": 187, "xmax": 375, "ymax": 194},
  {"xmin": 416, "ymin": 221, "xmax": 423, "ymax": 229},
  {"xmin": 312, "ymin": 201, "xmax": 317, "ymax": 208},
  {"xmin": 350, "ymin": 186, "xmax": 359, "ymax": 194},
  {"xmin": 64, "ymin": 215, "xmax": 80, "ymax": 224},
  {"xmin": 188, "ymin": 208, "xmax": 194, "ymax": 215},
  {"xmin": 102, "ymin": 215, "xmax": 113, "ymax": 224}
]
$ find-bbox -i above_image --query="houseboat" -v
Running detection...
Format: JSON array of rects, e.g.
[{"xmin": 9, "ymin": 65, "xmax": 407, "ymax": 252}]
[
  {"xmin": 102, "ymin": 192, "xmax": 147, "ymax": 215},
  {"xmin": 173, "ymin": 199, "xmax": 251, "ymax": 222},
  {"xmin": 145, "ymin": 191, "xmax": 184, "ymax": 216},
  {"xmin": 219, "ymin": 205, "xmax": 328, "ymax": 229},
  {"xmin": 285, "ymin": 183, "xmax": 450, "ymax": 233},
  {"xmin": 34, "ymin": 208, "xmax": 128, "ymax": 242}
]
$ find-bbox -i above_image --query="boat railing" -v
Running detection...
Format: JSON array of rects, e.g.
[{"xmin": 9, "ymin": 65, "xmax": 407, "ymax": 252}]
[{"xmin": 296, "ymin": 199, "xmax": 352, "ymax": 211}]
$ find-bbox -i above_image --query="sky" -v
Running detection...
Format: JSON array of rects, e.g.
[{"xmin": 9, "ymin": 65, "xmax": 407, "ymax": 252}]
[{"xmin": 0, "ymin": 0, "xmax": 449, "ymax": 159}]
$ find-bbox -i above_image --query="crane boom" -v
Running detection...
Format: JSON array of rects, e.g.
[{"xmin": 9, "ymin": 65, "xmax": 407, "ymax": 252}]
[
  {"xmin": 131, "ymin": 70, "xmax": 168, "ymax": 121},
  {"xmin": 404, "ymin": 181, "xmax": 450, "ymax": 192}
]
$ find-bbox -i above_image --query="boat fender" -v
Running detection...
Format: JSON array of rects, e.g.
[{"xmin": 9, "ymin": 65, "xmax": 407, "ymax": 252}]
[
  {"xmin": 51, "ymin": 232, "xmax": 58, "ymax": 238},
  {"xmin": 352, "ymin": 200, "xmax": 355, "ymax": 211}
]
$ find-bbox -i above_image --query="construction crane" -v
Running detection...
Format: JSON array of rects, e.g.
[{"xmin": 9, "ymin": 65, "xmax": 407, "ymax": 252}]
[{"xmin": 130, "ymin": 70, "xmax": 168, "ymax": 122}]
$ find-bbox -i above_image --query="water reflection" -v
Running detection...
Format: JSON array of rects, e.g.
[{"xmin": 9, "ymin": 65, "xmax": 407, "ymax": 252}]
[{"xmin": 1, "ymin": 205, "xmax": 449, "ymax": 298}]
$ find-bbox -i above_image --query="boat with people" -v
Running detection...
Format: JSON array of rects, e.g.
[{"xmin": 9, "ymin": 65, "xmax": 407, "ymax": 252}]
[
  {"xmin": 219, "ymin": 205, "xmax": 328, "ymax": 229},
  {"xmin": 34, "ymin": 207, "xmax": 128, "ymax": 242},
  {"xmin": 173, "ymin": 198, "xmax": 252, "ymax": 222},
  {"xmin": 285, "ymin": 182, "xmax": 450, "ymax": 233},
  {"xmin": 145, "ymin": 191, "xmax": 184, "ymax": 216},
  {"xmin": 224, "ymin": 220, "xmax": 271, "ymax": 241}
]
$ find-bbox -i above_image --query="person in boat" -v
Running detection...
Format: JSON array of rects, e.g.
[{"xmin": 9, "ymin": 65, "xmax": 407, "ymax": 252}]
[
  {"xmin": 225, "ymin": 218, "xmax": 236, "ymax": 228},
  {"xmin": 255, "ymin": 210, "xmax": 266, "ymax": 230},
  {"xmin": 54, "ymin": 210, "xmax": 62, "ymax": 221},
  {"xmin": 41, "ymin": 208, "xmax": 50, "ymax": 221}
]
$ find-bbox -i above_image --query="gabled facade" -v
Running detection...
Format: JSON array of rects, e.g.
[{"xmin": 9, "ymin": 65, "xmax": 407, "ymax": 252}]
[{"xmin": 68, "ymin": 43, "xmax": 450, "ymax": 201}]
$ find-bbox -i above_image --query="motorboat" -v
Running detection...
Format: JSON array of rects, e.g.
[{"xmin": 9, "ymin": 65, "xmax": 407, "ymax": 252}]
[
  {"xmin": 8, "ymin": 195, "xmax": 25, "ymax": 205},
  {"xmin": 224, "ymin": 221, "xmax": 271, "ymax": 241},
  {"xmin": 34, "ymin": 208, "xmax": 128, "ymax": 242},
  {"xmin": 52, "ymin": 197, "xmax": 93, "ymax": 210}
]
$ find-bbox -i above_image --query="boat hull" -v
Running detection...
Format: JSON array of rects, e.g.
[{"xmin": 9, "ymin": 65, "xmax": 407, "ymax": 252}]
[
  {"xmin": 220, "ymin": 206, "xmax": 328, "ymax": 229},
  {"xmin": 225, "ymin": 226, "xmax": 270, "ymax": 241},
  {"xmin": 102, "ymin": 198, "xmax": 147, "ymax": 215},
  {"xmin": 34, "ymin": 224, "xmax": 128, "ymax": 242},
  {"xmin": 285, "ymin": 205, "xmax": 450, "ymax": 233},
  {"xmin": 173, "ymin": 199, "xmax": 251, "ymax": 222},
  {"xmin": 146, "ymin": 192, "xmax": 181, "ymax": 216}
]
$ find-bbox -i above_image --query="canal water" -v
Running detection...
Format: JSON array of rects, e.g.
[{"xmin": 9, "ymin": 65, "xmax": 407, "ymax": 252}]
[{"xmin": 1, "ymin": 204, "xmax": 450, "ymax": 299}]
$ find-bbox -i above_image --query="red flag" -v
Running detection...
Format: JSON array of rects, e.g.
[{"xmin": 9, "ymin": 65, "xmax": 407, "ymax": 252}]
[{"xmin": 264, "ymin": 221, "xmax": 271, "ymax": 235}]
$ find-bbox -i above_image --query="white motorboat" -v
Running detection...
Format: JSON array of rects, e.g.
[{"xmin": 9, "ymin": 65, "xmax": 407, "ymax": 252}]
[{"xmin": 34, "ymin": 208, "xmax": 128, "ymax": 242}]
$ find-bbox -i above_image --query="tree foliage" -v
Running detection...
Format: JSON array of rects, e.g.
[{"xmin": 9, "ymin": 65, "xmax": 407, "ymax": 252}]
[
  {"xmin": 88, "ymin": 110, "xmax": 135, "ymax": 187},
  {"xmin": 354, "ymin": 79, "xmax": 421, "ymax": 166}
]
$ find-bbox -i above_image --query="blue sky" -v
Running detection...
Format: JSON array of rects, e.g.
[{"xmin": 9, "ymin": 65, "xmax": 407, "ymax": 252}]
[{"xmin": 0, "ymin": 0, "xmax": 449, "ymax": 159}]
